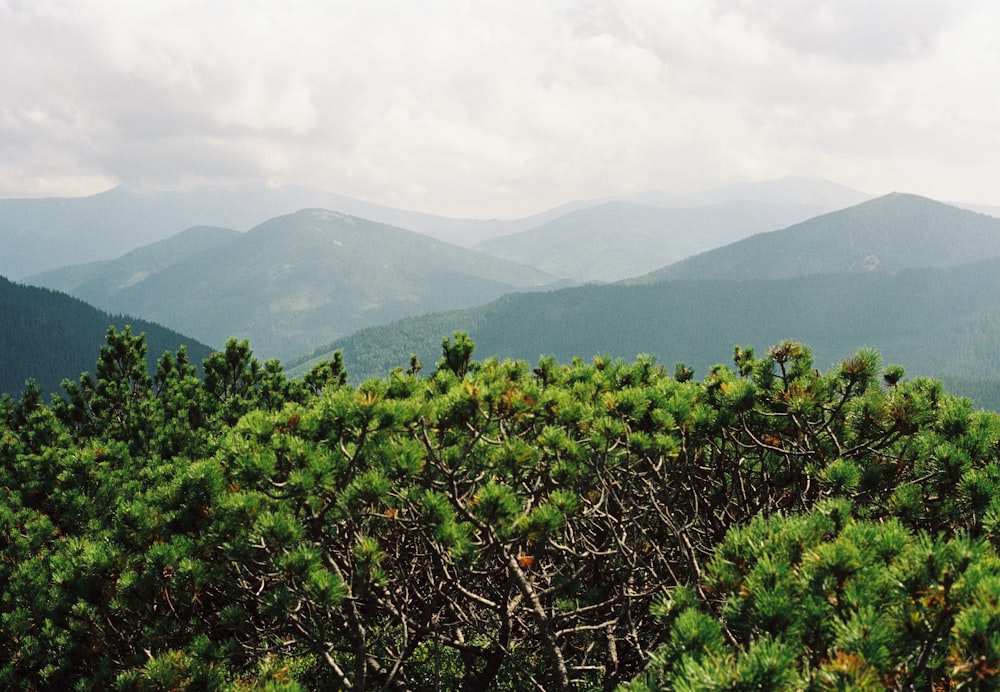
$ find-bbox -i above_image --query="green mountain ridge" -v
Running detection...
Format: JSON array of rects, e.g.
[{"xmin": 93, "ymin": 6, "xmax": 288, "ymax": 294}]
[
  {"xmin": 291, "ymin": 258, "xmax": 1000, "ymax": 409},
  {"xmin": 31, "ymin": 209, "xmax": 563, "ymax": 362},
  {"xmin": 293, "ymin": 193, "xmax": 1000, "ymax": 407},
  {"xmin": 26, "ymin": 225, "xmax": 242, "ymax": 306},
  {"xmin": 0, "ymin": 275, "xmax": 214, "ymax": 397},
  {"xmin": 630, "ymin": 192, "xmax": 1000, "ymax": 283}
]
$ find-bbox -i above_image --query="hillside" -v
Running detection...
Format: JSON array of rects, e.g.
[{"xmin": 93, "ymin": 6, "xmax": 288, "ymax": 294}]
[
  {"xmin": 27, "ymin": 225, "xmax": 241, "ymax": 306},
  {"xmin": 474, "ymin": 199, "xmax": 831, "ymax": 282},
  {"xmin": 631, "ymin": 193, "xmax": 1000, "ymax": 283},
  {"xmin": 292, "ymin": 257, "xmax": 1000, "ymax": 409},
  {"xmin": 37, "ymin": 209, "xmax": 561, "ymax": 361},
  {"xmin": 0, "ymin": 275, "xmax": 214, "ymax": 396},
  {"xmin": 0, "ymin": 184, "xmax": 565, "ymax": 279}
]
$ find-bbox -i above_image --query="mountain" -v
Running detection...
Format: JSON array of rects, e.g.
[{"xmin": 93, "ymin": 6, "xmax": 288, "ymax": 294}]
[
  {"xmin": 293, "ymin": 193, "xmax": 1000, "ymax": 407},
  {"xmin": 0, "ymin": 177, "xmax": 877, "ymax": 280},
  {"xmin": 631, "ymin": 193, "xmax": 1000, "ymax": 283},
  {"xmin": 30, "ymin": 209, "xmax": 561, "ymax": 362},
  {"xmin": 290, "ymin": 257, "xmax": 1000, "ymax": 409},
  {"xmin": 0, "ymin": 184, "xmax": 575, "ymax": 279},
  {"xmin": 954, "ymin": 202, "xmax": 1000, "ymax": 218},
  {"xmin": 26, "ymin": 225, "xmax": 241, "ymax": 307},
  {"xmin": 299, "ymin": 194, "xmax": 598, "ymax": 248},
  {"xmin": 0, "ymin": 177, "xmax": 880, "ymax": 280},
  {"xmin": 0, "ymin": 184, "xmax": 317, "ymax": 279},
  {"xmin": 474, "ymin": 200, "xmax": 832, "ymax": 283},
  {"xmin": 0, "ymin": 275, "xmax": 214, "ymax": 397},
  {"xmin": 0, "ymin": 183, "xmax": 618, "ymax": 281},
  {"xmin": 279, "ymin": 177, "xmax": 875, "ymax": 250}
]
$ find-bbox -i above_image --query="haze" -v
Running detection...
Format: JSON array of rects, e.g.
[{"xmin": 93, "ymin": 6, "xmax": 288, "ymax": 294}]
[{"xmin": 2, "ymin": 1, "xmax": 999, "ymax": 217}]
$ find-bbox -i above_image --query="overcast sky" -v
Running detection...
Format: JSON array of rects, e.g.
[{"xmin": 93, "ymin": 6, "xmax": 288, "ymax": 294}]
[{"xmin": 2, "ymin": 1, "xmax": 999, "ymax": 217}]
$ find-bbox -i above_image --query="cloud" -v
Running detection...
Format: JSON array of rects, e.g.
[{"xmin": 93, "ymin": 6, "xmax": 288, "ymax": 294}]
[
  {"xmin": 0, "ymin": 0, "xmax": 998, "ymax": 215},
  {"xmin": 710, "ymin": 0, "xmax": 961, "ymax": 63}
]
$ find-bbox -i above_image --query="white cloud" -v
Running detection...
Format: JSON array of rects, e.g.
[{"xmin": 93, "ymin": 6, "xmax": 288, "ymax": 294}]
[
  {"xmin": 0, "ymin": 0, "xmax": 998, "ymax": 215},
  {"xmin": 710, "ymin": 0, "xmax": 960, "ymax": 63}
]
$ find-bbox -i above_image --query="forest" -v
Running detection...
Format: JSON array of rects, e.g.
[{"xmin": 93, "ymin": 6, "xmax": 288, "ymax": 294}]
[{"xmin": 3, "ymin": 327, "xmax": 1000, "ymax": 690}]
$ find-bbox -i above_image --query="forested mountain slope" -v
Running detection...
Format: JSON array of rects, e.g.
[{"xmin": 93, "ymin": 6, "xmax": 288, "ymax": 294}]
[
  {"xmin": 0, "ymin": 184, "xmax": 567, "ymax": 278},
  {"xmin": 0, "ymin": 275, "xmax": 213, "ymax": 396},
  {"xmin": 631, "ymin": 193, "xmax": 1000, "ymax": 283},
  {"xmin": 294, "ymin": 257, "xmax": 1000, "ymax": 409},
  {"xmin": 474, "ymin": 200, "xmax": 830, "ymax": 282},
  {"xmin": 27, "ymin": 225, "xmax": 241, "ymax": 306},
  {"xmin": 40, "ymin": 209, "xmax": 561, "ymax": 361}
]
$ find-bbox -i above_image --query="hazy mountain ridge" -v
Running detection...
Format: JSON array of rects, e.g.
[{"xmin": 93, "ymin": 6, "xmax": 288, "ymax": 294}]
[
  {"xmin": 30, "ymin": 209, "xmax": 562, "ymax": 362},
  {"xmin": 0, "ymin": 275, "xmax": 214, "ymax": 397},
  {"xmin": 26, "ymin": 225, "xmax": 241, "ymax": 306},
  {"xmin": 0, "ymin": 184, "xmax": 612, "ymax": 279},
  {"xmin": 0, "ymin": 184, "xmax": 543, "ymax": 278},
  {"xmin": 0, "ymin": 185, "xmax": 308, "ymax": 279},
  {"xmin": 0, "ymin": 177, "xmax": 876, "ymax": 280},
  {"xmin": 630, "ymin": 193, "xmax": 1000, "ymax": 283},
  {"xmin": 474, "ymin": 199, "xmax": 832, "ymax": 282}
]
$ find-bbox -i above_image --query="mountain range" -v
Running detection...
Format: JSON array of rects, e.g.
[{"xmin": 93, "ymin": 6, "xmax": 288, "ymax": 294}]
[
  {"xmin": 632, "ymin": 193, "xmax": 1000, "ymax": 283},
  {"xmin": 19, "ymin": 177, "xmax": 877, "ymax": 362},
  {"xmin": 9, "ymin": 179, "xmax": 1000, "ymax": 409},
  {"xmin": 474, "ymin": 199, "xmax": 834, "ymax": 283},
  {"xmin": 0, "ymin": 183, "xmax": 567, "ymax": 279},
  {"xmin": 290, "ymin": 194, "xmax": 1000, "ymax": 408},
  {"xmin": 28, "ymin": 210, "xmax": 560, "ymax": 361},
  {"xmin": 0, "ymin": 177, "xmax": 870, "ymax": 280}
]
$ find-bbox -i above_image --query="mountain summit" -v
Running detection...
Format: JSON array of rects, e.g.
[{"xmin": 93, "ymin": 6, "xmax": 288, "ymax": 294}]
[
  {"xmin": 631, "ymin": 193, "xmax": 1000, "ymax": 283},
  {"xmin": 29, "ymin": 209, "xmax": 559, "ymax": 361}
]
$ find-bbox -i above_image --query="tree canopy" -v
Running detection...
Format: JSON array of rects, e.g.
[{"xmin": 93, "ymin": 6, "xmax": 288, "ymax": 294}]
[{"xmin": 3, "ymin": 329, "xmax": 1000, "ymax": 690}]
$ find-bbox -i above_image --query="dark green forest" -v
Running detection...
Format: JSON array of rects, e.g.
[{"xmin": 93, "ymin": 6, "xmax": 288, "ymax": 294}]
[
  {"xmin": 0, "ymin": 275, "xmax": 214, "ymax": 396},
  {"xmin": 4, "ymin": 329, "xmax": 1000, "ymax": 690},
  {"xmin": 291, "ymin": 259, "xmax": 1000, "ymax": 411}
]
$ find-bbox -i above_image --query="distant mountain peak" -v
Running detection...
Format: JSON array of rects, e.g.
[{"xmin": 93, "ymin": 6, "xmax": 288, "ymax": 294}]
[
  {"xmin": 27, "ymin": 207, "xmax": 561, "ymax": 362},
  {"xmin": 632, "ymin": 191, "xmax": 1000, "ymax": 284}
]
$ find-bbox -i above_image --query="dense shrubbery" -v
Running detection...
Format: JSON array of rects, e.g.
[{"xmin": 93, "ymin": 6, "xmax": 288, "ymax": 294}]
[{"xmin": 3, "ymin": 328, "xmax": 1000, "ymax": 689}]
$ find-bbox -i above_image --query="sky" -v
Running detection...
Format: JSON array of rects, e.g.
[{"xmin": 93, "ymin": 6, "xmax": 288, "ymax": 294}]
[{"xmin": 2, "ymin": 0, "xmax": 999, "ymax": 218}]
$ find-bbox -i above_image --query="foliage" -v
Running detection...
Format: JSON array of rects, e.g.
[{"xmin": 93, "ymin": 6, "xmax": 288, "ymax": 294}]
[
  {"xmin": 3, "ymin": 329, "xmax": 1000, "ymax": 689},
  {"xmin": 626, "ymin": 505, "xmax": 1000, "ymax": 691}
]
